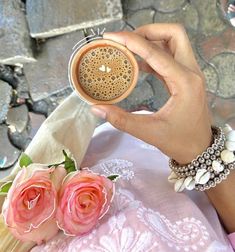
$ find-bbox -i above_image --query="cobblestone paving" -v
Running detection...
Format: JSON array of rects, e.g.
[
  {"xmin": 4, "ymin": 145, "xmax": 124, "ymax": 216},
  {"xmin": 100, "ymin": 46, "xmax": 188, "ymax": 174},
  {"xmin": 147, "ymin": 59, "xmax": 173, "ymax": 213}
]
[{"xmin": 0, "ymin": 0, "xmax": 235, "ymax": 177}]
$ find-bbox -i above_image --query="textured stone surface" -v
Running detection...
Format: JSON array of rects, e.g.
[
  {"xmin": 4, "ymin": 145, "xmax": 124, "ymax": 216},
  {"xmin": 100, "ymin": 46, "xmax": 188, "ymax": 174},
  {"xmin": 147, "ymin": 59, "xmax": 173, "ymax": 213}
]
[
  {"xmin": 0, "ymin": 65, "xmax": 18, "ymax": 89},
  {"xmin": 26, "ymin": 0, "xmax": 123, "ymax": 38},
  {"xmin": 7, "ymin": 104, "xmax": 28, "ymax": 133},
  {"xmin": 154, "ymin": 3, "xmax": 199, "ymax": 39},
  {"xmin": 127, "ymin": 9, "xmax": 155, "ymax": 28},
  {"xmin": 154, "ymin": 0, "xmax": 187, "ymax": 12},
  {"xmin": 84, "ymin": 19, "xmax": 127, "ymax": 36},
  {"xmin": 210, "ymin": 53, "xmax": 235, "ymax": 98},
  {"xmin": 0, "ymin": 0, "xmax": 35, "ymax": 65},
  {"xmin": 124, "ymin": 0, "xmax": 155, "ymax": 11},
  {"xmin": 0, "ymin": 65, "xmax": 29, "ymax": 103},
  {"xmin": 210, "ymin": 96, "xmax": 235, "ymax": 126},
  {"xmin": 203, "ymin": 64, "xmax": 219, "ymax": 93},
  {"xmin": 125, "ymin": 0, "xmax": 186, "ymax": 12},
  {"xmin": 0, "ymin": 125, "xmax": 20, "ymax": 169},
  {"xmin": 192, "ymin": 44, "xmax": 207, "ymax": 70},
  {"xmin": 122, "ymin": 23, "xmax": 135, "ymax": 32},
  {"xmin": 47, "ymin": 88, "xmax": 73, "ymax": 116},
  {"xmin": 29, "ymin": 99, "xmax": 49, "ymax": 116},
  {"xmin": 146, "ymin": 75, "xmax": 169, "ymax": 110},
  {"xmin": 9, "ymin": 127, "xmax": 31, "ymax": 150},
  {"xmin": 214, "ymin": 97, "xmax": 235, "ymax": 123},
  {"xmin": 199, "ymin": 28, "xmax": 235, "ymax": 61},
  {"xmin": 191, "ymin": 0, "xmax": 227, "ymax": 36},
  {"xmin": 29, "ymin": 87, "xmax": 72, "ymax": 117},
  {"xmin": 0, "ymin": 165, "xmax": 12, "ymax": 179},
  {"xmin": 8, "ymin": 129, "xmax": 29, "ymax": 149},
  {"xmin": 121, "ymin": 80, "xmax": 154, "ymax": 109},
  {"xmin": 24, "ymin": 30, "xmax": 84, "ymax": 101},
  {"xmin": 137, "ymin": 71, "xmax": 149, "ymax": 86},
  {"xmin": 14, "ymin": 67, "xmax": 30, "ymax": 99},
  {"xmin": 84, "ymin": 20, "xmax": 134, "ymax": 46},
  {"xmin": 29, "ymin": 112, "xmax": 46, "ymax": 139},
  {"xmin": 0, "ymin": 80, "xmax": 12, "ymax": 123}
]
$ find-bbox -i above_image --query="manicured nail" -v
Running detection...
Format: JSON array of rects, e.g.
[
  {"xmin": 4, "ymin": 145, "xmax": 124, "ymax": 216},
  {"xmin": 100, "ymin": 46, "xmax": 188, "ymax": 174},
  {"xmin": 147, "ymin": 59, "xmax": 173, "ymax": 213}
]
[{"xmin": 91, "ymin": 107, "xmax": 107, "ymax": 119}]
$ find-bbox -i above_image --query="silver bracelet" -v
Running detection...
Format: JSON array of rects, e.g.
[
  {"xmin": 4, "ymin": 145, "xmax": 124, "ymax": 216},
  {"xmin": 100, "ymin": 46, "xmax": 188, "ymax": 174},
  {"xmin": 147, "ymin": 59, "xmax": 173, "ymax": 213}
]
[{"xmin": 168, "ymin": 125, "xmax": 235, "ymax": 192}]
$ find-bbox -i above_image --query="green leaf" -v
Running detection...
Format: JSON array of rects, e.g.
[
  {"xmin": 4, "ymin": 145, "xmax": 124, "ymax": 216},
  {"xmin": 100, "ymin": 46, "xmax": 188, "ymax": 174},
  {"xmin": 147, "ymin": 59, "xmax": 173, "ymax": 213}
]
[
  {"xmin": 19, "ymin": 153, "xmax": 33, "ymax": 168},
  {"xmin": 0, "ymin": 181, "xmax": 13, "ymax": 194},
  {"xmin": 63, "ymin": 150, "xmax": 77, "ymax": 173},
  {"xmin": 107, "ymin": 174, "xmax": 119, "ymax": 181}
]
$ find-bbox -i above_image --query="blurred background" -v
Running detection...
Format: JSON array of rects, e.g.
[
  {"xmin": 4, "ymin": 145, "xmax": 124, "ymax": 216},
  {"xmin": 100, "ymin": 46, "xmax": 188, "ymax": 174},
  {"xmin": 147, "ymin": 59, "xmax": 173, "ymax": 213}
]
[{"xmin": 0, "ymin": 0, "xmax": 235, "ymax": 178}]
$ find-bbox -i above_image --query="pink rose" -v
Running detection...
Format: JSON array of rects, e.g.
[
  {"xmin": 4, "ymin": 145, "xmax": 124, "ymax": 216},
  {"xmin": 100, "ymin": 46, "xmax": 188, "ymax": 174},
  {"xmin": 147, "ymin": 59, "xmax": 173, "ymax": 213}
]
[
  {"xmin": 2, "ymin": 164, "xmax": 66, "ymax": 244},
  {"xmin": 56, "ymin": 169, "xmax": 114, "ymax": 236}
]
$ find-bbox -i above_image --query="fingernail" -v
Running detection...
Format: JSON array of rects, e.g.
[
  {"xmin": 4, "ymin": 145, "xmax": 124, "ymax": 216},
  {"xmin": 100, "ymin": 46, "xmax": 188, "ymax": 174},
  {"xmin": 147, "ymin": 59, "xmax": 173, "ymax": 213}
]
[{"xmin": 91, "ymin": 107, "xmax": 107, "ymax": 119}]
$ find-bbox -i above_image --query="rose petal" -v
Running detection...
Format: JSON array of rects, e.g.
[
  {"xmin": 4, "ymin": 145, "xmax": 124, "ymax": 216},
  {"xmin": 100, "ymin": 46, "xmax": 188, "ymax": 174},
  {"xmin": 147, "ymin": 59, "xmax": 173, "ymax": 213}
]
[
  {"xmin": 1, "ymin": 164, "xmax": 65, "ymax": 244},
  {"xmin": 10, "ymin": 217, "xmax": 59, "ymax": 245},
  {"xmin": 56, "ymin": 170, "xmax": 114, "ymax": 236}
]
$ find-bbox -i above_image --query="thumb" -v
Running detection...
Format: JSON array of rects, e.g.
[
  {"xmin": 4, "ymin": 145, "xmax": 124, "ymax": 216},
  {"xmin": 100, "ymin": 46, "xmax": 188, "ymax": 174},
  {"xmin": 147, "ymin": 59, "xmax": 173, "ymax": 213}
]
[{"xmin": 91, "ymin": 105, "xmax": 155, "ymax": 141}]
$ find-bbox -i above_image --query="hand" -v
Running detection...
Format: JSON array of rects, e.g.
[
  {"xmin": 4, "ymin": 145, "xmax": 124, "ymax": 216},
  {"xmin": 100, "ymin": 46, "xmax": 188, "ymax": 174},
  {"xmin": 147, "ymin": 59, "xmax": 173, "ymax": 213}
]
[
  {"xmin": 228, "ymin": 3, "xmax": 235, "ymax": 13},
  {"xmin": 91, "ymin": 24, "xmax": 212, "ymax": 164}
]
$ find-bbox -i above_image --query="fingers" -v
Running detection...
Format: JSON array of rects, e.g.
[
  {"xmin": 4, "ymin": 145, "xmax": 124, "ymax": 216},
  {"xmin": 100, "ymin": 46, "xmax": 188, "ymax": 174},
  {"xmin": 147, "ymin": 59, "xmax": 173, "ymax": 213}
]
[
  {"xmin": 103, "ymin": 31, "xmax": 187, "ymax": 95},
  {"xmin": 134, "ymin": 23, "xmax": 188, "ymax": 46},
  {"xmin": 228, "ymin": 4, "xmax": 235, "ymax": 12},
  {"xmin": 91, "ymin": 105, "xmax": 158, "ymax": 143},
  {"xmin": 134, "ymin": 24, "xmax": 201, "ymax": 74}
]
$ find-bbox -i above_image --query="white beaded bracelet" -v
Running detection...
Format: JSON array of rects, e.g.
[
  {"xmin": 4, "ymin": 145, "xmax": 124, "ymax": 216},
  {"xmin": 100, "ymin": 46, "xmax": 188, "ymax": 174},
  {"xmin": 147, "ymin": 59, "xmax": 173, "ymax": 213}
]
[{"xmin": 168, "ymin": 125, "xmax": 235, "ymax": 192}]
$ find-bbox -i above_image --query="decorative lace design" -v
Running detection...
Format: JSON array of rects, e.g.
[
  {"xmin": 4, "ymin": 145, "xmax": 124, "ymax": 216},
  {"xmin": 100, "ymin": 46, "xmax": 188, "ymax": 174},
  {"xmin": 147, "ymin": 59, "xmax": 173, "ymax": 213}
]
[
  {"xmin": 137, "ymin": 208, "xmax": 209, "ymax": 252},
  {"xmin": 31, "ymin": 189, "xmax": 230, "ymax": 252},
  {"xmin": 31, "ymin": 233, "xmax": 73, "ymax": 252},
  {"xmin": 112, "ymin": 189, "xmax": 228, "ymax": 252},
  {"xmin": 99, "ymin": 159, "xmax": 134, "ymax": 180},
  {"xmin": 71, "ymin": 213, "xmax": 158, "ymax": 252}
]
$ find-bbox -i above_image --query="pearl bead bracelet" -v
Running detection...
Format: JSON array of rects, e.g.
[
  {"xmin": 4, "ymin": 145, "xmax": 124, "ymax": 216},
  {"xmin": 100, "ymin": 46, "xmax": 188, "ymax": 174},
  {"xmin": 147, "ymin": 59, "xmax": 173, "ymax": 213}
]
[{"xmin": 168, "ymin": 125, "xmax": 235, "ymax": 192}]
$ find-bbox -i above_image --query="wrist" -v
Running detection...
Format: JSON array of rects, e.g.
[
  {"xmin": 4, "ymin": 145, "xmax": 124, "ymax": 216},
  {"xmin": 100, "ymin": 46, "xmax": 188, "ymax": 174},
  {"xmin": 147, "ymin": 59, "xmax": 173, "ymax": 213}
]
[
  {"xmin": 174, "ymin": 128, "xmax": 213, "ymax": 165},
  {"xmin": 169, "ymin": 125, "xmax": 235, "ymax": 192}
]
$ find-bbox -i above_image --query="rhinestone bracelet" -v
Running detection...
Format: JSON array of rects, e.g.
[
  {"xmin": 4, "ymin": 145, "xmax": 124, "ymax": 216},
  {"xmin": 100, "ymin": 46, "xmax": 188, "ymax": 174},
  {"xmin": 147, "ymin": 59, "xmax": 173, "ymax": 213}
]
[{"xmin": 168, "ymin": 125, "xmax": 235, "ymax": 192}]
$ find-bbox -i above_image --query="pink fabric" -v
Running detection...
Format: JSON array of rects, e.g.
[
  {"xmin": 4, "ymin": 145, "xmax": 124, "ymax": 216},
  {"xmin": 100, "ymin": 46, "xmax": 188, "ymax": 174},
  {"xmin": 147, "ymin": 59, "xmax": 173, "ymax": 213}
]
[
  {"xmin": 31, "ymin": 118, "xmax": 234, "ymax": 252},
  {"xmin": 229, "ymin": 233, "xmax": 235, "ymax": 249}
]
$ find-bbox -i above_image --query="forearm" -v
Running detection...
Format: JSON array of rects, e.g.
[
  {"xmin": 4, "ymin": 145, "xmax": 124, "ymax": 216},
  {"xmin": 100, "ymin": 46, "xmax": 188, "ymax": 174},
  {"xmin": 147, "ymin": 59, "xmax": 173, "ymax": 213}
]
[
  {"xmin": 206, "ymin": 170, "xmax": 235, "ymax": 233},
  {"xmin": 177, "ymin": 128, "xmax": 235, "ymax": 233}
]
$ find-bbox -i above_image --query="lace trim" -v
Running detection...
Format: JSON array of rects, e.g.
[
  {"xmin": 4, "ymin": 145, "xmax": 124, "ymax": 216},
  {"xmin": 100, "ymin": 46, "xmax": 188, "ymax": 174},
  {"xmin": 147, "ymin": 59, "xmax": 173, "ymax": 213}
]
[{"xmin": 99, "ymin": 159, "xmax": 134, "ymax": 180}]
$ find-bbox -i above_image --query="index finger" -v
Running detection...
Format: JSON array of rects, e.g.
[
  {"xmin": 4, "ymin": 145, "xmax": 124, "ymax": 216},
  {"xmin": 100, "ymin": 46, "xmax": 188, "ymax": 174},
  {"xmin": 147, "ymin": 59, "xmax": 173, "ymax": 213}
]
[
  {"xmin": 135, "ymin": 24, "xmax": 200, "ymax": 74},
  {"xmin": 103, "ymin": 31, "xmax": 188, "ymax": 95}
]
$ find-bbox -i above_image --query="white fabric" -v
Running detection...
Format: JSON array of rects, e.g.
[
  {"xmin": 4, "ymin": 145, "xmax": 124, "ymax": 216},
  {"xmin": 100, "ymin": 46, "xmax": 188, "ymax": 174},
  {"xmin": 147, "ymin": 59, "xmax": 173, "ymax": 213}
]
[{"xmin": 31, "ymin": 120, "xmax": 234, "ymax": 252}]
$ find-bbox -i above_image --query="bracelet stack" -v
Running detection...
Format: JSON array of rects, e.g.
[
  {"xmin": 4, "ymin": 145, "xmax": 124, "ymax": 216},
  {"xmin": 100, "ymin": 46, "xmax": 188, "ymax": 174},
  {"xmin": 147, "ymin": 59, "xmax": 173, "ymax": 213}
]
[{"xmin": 168, "ymin": 125, "xmax": 235, "ymax": 192}]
